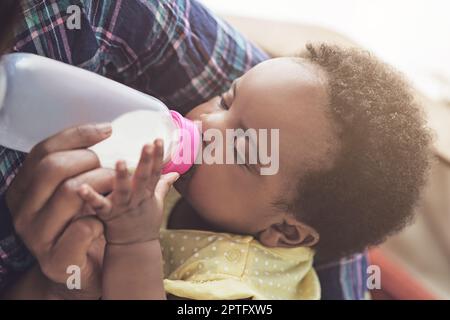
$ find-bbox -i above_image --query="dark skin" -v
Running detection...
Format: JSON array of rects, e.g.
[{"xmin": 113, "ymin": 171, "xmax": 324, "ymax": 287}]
[
  {"xmin": 1, "ymin": 8, "xmax": 113, "ymax": 298},
  {"xmin": 77, "ymin": 141, "xmax": 179, "ymax": 299},
  {"xmin": 174, "ymin": 58, "xmax": 338, "ymax": 248},
  {"xmin": 4, "ymin": 124, "xmax": 114, "ymax": 299},
  {"xmin": 4, "ymin": 58, "xmax": 339, "ymax": 299}
]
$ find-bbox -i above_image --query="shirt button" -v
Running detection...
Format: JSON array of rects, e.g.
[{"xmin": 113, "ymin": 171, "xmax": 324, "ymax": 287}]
[{"xmin": 225, "ymin": 249, "xmax": 241, "ymax": 262}]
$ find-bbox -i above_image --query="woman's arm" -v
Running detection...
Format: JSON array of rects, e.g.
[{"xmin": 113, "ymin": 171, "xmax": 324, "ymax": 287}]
[
  {"xmin": 1, "ymin": 124, "xmax": 116, "ymax": 298},
  {"xmin": 2, "ymin": 261, "xmax": 103, "ymax": 300},
  {"xmin": 1, "ymin": 265, "xmax": 51, "ymax": 300}
]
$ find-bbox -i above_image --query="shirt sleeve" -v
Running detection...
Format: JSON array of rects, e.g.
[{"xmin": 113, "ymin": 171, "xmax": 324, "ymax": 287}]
[
  {"xmin": 110, "ymin": 0, "xmax": 270, "ymax": 114},
  {"xmin": 0, "ymin": 147, "xmax": 35, "ymax": 293},
  {"xmin": 78, "ymin": 0, "xmax": 270, "ymax": 113},
  {"xmin": 314, "ymin": 252, "xmax": 371, "ymax": 300},
  {"xmin": 13, "ymin": 0, "xmax": 269, "ymax": 114}
]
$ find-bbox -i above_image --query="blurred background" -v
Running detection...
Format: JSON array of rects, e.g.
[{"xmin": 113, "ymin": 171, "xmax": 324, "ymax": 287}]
[{"xmin": 201, "ymin": 0, "xmax": 450, "ymax": 299}]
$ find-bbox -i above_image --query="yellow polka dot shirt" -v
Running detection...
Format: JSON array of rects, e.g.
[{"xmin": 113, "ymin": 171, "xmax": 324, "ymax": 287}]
[
  {"xmin": 159, "ymin": 229, "xmax": 320, "ymax": 300},
  {"xmin": 159, "ymin": 189, "xmax": 320, "ymax": 300}
]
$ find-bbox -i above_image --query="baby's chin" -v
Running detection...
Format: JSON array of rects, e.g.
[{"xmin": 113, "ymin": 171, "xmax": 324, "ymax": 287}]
[{"xmin": 173, "ymin": 163, "xmax": 198, "ymax": 197}]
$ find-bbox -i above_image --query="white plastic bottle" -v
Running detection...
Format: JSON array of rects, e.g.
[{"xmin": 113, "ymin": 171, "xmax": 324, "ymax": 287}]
[{"xmin": 0, "ymin": 53, "xmax": 200, "ymax": 174}]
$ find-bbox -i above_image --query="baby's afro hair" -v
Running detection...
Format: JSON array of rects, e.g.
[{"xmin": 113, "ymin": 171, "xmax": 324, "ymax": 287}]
[{"xmin": 293, "ymin": 43, "xmax": 432, "ymax": 262}]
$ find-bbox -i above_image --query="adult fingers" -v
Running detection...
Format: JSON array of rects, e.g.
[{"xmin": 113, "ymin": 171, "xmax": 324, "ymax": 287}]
[
  {"xmin": 42, "ymin": 216, "xmax": 104, "ymax": 284},
  {"xmin": 28, "ymin": 168, "xmax": 114, "ymax": 251},
  {"xmin": 13, "ymin": 149, "xmax": 100, "ymax": 221},
  {"xmin": 9, "ymin": 123, "xmax": 112, "ymax": 201},
  {"xmin": 78, "ymin": 184, "xmax": 112, "ymax": 217}
]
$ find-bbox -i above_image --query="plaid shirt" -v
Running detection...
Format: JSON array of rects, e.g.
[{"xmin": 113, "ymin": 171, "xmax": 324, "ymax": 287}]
[{"xmin": 0, "ymin": 0, "xmax": 369, "ymax": 299}]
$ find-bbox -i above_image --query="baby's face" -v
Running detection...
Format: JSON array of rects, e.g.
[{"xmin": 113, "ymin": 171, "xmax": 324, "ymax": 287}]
[{"xmin": 175, "ymin": 58, "xmax": 337, "ymax": 236}]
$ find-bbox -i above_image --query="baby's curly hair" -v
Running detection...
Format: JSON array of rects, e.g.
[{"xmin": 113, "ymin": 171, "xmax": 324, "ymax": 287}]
[{"xmin": 294, "ymin": 44, "xmax": 432, "ymax": 262}]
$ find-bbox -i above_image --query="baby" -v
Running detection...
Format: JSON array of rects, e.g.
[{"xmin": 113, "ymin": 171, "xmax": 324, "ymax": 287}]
[{"xmin": 78, "ymin": 44, "xmax": 432, "ymax": 299}]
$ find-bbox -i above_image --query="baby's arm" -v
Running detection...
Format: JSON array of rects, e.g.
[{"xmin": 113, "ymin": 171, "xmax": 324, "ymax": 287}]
[{"xmin": 78, "ymin": 140, "xmax": 179, "ymax": 299}]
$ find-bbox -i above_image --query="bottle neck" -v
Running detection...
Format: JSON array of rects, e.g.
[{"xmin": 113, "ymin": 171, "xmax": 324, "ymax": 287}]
[{"xmin": 161, "ymin": 110, "xmax": 201, "ymax": 175}]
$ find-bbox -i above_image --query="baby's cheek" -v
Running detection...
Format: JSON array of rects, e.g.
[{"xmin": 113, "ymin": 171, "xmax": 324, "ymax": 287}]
[
  {"xmin": 185, "ymin": 167, "xmax": 215, "ymax": 209},
  {"xmin": 186, "ymin": 163, "xmax": 257, "ymax": 232}
]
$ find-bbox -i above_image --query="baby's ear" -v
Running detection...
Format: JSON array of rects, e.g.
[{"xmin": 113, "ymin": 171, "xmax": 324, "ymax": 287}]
[{"xmin": 257, "ymin": 215, "xmax": 319, "ymax": 248}]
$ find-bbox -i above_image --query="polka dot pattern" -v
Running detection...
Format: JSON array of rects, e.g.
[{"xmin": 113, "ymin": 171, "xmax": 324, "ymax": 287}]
[{"xmin": 159, "ymin": 229, "xmax": 320, "ymax": 300}]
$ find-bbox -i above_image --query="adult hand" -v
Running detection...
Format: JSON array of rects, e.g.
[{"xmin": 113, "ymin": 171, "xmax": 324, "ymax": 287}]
[{"xmin": 5, "ymin": 123, "xmax": 114, "ymax": 297}]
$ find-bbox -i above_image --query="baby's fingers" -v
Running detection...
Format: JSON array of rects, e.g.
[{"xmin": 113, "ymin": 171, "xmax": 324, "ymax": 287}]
[
  {"xmin": 132, "ymin": 144, "xmax": 154, "ymax": 200},
  {"xmin": 155, "ymin": 172, "xmax": 180, "ymax": 202},
  {"xmin": 112, "ymin": 160, "xmax": 132, "ymax": 206},
  {"xmin": 145, "ymin": 139, "xmax": 164, "ymax": 194},
  {"xmin": 78, "ymin": 184, "xmax": 112, "ymax": 216}
]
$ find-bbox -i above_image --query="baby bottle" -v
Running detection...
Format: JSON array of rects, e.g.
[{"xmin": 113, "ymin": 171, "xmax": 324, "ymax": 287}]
[{"xmin": 0, "ymin": 53, "xmax": 200, "ymax": 174}]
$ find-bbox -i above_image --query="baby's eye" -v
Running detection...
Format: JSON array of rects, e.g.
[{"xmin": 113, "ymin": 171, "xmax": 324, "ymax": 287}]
[{"xmin": 219, "ymin": 94, "xmax": 230, "ymax": 110}]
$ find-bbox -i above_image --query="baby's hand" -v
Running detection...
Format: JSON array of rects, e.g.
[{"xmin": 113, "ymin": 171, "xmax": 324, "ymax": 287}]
[{"xmin": 77, "ymin": 139, "xmax": 179, "ymax": 245}]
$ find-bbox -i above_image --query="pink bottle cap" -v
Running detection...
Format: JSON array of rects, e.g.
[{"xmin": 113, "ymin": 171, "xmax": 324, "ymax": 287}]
[{"xmin": 161, "ymin": 110, "xmax": 201, "ymax": 175}]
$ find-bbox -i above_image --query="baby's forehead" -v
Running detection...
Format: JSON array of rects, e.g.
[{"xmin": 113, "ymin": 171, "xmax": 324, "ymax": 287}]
[
  {"xmin": 240, "ymin": 58, "xmax": 327, "ymax": 105},
  {"xmin": 245, "ymin": 57, "xmax": 325, "ymax": 83},
  {"xmin": 238, "ymin": 58, "xmax": 335, "ymax": 175},
  {"xmin": 238, "ymin": 58, "xmax": 329, "ymax": 126}
]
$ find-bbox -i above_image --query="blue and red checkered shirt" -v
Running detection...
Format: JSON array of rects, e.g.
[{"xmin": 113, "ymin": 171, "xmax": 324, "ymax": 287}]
[{"xmin": 0, "ymin": 0, "xmax": 369, "ymax": 299}]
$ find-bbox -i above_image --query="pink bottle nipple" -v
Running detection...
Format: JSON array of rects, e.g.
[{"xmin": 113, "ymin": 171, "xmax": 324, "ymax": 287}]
[{"xmin": 161, "ymin": 110, "xmax": 201, "ymax": 175}]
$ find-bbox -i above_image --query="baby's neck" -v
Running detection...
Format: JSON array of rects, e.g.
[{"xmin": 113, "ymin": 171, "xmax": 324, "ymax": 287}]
[{"xmin": 166, "ymin": 198, "xmax": 224, "ymax": 233}]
